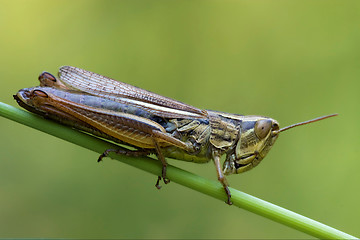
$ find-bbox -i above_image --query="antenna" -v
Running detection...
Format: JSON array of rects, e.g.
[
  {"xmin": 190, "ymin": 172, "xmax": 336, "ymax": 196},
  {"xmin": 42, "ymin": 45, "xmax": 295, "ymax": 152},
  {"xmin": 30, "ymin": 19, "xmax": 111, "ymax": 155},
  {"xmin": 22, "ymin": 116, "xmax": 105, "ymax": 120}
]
[{"xmin": 278, "ymin": 113, "xmax": 338, "ymax": 133}]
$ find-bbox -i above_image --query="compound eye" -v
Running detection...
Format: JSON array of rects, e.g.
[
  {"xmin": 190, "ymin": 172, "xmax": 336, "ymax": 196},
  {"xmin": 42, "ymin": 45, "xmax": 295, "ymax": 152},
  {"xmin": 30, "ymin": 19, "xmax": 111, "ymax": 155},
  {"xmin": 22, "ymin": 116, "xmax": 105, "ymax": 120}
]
[{"xmin": 254, "ymin": 119, "xmax": 272, "ymax": 139}]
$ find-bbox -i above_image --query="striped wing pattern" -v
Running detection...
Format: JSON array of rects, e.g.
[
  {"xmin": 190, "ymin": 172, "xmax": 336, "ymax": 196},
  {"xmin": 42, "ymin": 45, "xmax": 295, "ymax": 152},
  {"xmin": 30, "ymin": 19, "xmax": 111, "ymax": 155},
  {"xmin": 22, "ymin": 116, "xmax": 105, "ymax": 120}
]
[{"xmin": 58, "ymin": 66, "xmax": 207, "ymax": 119}]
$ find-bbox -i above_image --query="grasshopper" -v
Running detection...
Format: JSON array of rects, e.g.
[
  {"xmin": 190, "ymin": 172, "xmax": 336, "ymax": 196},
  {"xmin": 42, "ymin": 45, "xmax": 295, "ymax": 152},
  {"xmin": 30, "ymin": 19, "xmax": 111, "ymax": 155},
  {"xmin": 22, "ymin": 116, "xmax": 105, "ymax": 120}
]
[{"xmin": 14, "ymin": 66, "xmax": 337, "ymax": 205}]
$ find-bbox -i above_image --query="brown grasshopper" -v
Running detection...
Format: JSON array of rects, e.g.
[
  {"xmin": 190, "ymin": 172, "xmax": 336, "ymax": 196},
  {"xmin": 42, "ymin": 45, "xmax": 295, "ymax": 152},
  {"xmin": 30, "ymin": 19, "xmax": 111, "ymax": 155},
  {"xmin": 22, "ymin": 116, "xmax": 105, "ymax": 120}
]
[{"xmin": 14, "ymin": 66, "xmax": 337, "ymax": 205}]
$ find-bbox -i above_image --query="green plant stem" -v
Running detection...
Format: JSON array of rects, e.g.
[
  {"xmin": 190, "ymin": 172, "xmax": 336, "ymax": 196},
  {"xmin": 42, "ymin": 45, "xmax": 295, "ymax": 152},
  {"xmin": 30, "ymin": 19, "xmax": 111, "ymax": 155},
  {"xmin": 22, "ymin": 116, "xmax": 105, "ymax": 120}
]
[{"xmin": 0, "ymin": 102, "xmax": 356, "ymax": 239}]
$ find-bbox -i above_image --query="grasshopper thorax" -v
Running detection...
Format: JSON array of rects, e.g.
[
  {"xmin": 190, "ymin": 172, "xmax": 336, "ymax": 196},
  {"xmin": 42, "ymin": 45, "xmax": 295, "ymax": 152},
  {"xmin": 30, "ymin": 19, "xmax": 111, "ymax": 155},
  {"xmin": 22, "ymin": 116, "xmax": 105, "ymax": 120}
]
[{"xmin": 223, "ymin": 116, "xmax": 280, "ymax": 175}]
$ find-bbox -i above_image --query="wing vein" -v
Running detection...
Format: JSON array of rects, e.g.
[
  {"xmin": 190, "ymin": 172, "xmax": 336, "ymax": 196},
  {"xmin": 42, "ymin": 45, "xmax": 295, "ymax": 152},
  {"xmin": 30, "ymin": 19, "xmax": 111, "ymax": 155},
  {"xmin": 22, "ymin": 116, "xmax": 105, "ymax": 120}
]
[{"xmin": 58, "ymin": 66, "xmax": 207, "ymax": 119}]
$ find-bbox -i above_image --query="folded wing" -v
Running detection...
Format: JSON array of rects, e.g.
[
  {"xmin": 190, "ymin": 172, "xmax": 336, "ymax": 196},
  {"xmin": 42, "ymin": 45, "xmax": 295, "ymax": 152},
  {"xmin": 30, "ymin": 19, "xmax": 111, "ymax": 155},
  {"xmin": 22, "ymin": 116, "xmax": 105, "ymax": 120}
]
[{"xmin": 58, "ymin": 66, "xmax": 207, "ymax": 119}]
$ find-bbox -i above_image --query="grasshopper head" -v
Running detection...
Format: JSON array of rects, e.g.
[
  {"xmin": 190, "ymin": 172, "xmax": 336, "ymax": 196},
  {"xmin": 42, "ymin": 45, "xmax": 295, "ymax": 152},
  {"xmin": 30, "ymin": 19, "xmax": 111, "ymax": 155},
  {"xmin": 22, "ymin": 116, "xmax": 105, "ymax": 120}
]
[
  {"xmin": 223, "ymin": 116, "xmax": 280, "ymax": 175},
  {"xmin": 223, "ymin": 114, "xmax": 337, "ymax": 175}
]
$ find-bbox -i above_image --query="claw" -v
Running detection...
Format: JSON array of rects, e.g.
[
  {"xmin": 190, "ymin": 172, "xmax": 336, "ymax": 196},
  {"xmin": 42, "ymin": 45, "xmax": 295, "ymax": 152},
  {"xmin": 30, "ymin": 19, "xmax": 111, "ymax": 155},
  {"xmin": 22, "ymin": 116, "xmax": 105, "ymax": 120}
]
[
  {"xmin": 155, "ymin": 176, "xmax": 162, "ymax": 189},
  {"xmin": 163, "ymin": 178, "xmax": 170, "ymax": 184}
]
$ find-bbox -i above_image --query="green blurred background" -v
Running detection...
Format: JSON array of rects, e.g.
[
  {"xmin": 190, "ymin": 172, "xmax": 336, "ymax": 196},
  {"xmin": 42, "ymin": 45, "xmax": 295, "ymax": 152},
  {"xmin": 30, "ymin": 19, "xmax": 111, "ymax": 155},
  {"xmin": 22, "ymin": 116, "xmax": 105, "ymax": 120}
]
[{"xmin": 0, "ymin": 0, "xmax": 359, "ymax": 238}]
